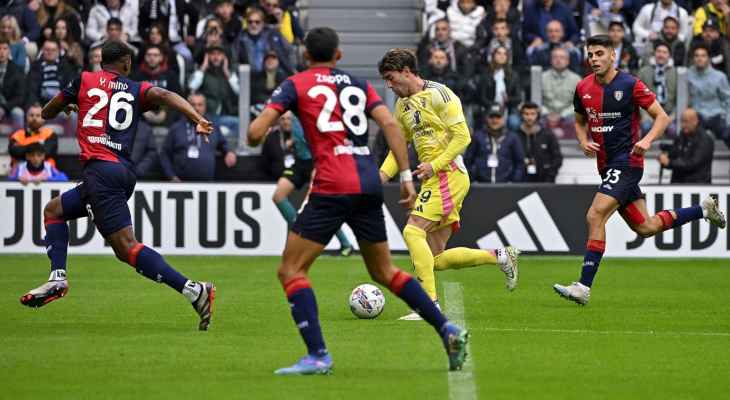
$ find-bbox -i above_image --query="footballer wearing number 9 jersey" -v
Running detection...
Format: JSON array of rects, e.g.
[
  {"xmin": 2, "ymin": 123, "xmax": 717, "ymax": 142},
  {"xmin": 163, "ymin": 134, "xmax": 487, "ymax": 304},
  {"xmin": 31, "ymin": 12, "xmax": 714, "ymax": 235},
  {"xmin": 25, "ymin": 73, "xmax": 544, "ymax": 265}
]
[
  {"xmin": 247, "ymin": 27, "xmax": 469, "ymax": 375},
  {"xmin": 20, "ymin": 41, "xmax": 217, "ymax": 332}
]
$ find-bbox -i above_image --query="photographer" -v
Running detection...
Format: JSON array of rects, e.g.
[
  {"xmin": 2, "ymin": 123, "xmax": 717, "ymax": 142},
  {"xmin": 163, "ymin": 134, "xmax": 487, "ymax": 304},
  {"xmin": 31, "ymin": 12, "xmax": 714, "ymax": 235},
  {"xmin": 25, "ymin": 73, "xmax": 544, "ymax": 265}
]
[{"xmin": 659, "ymin": 108, "xmax": 714, "ymax": 184}]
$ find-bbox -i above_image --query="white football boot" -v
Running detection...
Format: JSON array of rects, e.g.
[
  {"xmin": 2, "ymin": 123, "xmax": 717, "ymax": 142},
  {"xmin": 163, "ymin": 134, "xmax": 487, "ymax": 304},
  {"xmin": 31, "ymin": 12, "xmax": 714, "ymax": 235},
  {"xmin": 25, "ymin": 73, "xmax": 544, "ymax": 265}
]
[
  {"xmin": 553, "ymin": 282, "xmax": 591, "ymax": 305},
  {"xmin": 702, "ymin": 196, "xmax": 726, "ymax": 229}
]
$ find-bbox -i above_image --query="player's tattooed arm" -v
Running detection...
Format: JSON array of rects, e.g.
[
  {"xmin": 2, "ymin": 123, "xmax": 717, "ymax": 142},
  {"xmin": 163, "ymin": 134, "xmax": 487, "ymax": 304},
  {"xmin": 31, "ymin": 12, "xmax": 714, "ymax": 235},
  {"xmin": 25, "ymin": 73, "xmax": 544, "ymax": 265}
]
[
  {"xmin": 633, "ymin": 100, "xmax": 670, "ymax": 156},
  {"xmin": 145, "ymin": 87, "xmax": 213, "ymax": 136},
  {"xmin": 575, "ymin": 112, "xmax": 600, "ymax": 158},
  {"xmin": 248, "ymin": 107, "xmax": 281, "ymax": 147}
]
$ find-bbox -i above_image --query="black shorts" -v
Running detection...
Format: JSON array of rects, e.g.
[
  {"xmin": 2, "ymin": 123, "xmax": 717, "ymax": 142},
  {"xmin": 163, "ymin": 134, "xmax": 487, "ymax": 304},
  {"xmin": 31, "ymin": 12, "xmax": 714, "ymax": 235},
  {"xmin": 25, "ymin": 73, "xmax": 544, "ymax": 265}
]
[
  {"xmin": 292, "ymin": 194, "xmax": 387, "ymax": 245},
  {"xmin": 598, "ymin": 166, "xmax": 644, "ymax": 207},
  {"xmin": 282, "ymin": 159, "xmax": 313, "ymax": 190}
]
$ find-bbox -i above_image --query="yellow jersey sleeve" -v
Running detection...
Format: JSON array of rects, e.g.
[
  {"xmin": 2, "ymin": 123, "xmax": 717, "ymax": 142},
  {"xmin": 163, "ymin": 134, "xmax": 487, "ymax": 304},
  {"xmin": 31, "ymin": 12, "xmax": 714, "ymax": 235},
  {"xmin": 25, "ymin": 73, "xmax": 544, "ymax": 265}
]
[{"xmin": 429, "ymin": 86, "xmax": 471, "ymax": 173}]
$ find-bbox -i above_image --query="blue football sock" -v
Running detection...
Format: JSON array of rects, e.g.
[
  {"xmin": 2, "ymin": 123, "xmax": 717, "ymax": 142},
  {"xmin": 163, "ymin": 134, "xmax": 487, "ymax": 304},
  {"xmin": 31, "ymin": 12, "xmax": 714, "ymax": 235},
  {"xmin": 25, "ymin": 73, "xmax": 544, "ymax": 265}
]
[
  {"xmin": 275, "ymin": 199, "xmax": 298, "ymax": 228},
  {"xmin": 579, "ymin": 240, "xmax": 605, "ymax": 287},
  {"xmin": 389, "ymin": 271, "xmax": 447, "ymax": 332},
  {"xmin": 672, "ymin": 205, "xmax": 703, "ymax": 228},
  {"xmin": 130, "ymin": 245, "xmax": 188, "ymax": 293},
  {"xmin": 335, "ymin": 230, "xmax": 352, "ymax": 248},
  {"xmin": 284, "ymin": 277, "xmax": 327, "ymax": 357},
  {"xmin": 44, "ymin": 219, "xmax": 69, "ymax": 277}
]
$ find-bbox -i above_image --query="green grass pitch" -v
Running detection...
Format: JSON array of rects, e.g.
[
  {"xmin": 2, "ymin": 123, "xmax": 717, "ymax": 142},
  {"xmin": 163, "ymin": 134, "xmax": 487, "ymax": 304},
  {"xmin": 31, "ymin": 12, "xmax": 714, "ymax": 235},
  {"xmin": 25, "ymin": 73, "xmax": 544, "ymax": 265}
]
[{"xmin": 2, "ymin": 254, "xmax": 729, "ymax": 399}]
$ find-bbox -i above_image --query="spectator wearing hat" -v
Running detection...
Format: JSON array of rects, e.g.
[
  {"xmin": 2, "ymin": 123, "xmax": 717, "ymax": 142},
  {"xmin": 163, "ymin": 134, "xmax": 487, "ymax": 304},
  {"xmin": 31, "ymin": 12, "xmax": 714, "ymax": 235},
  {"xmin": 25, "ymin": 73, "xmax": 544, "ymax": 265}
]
[
  {"xmin": 188, "ymin": 44, "xmax": 240, "ymax": 116},
  {"xmin": 659, "ymin": 108, "xmax": 715, "ymax": 183},
  {"xmin": 8, "ymin": 103, "xmax": 58, "ymax": 167},
  {"xmin": 687, "ymin": 44, "xmax": 730, "ymax": 144},
  {"xmin": 528, "ymin": 19, "xmax": 583, "ymax": 74},
  {"xmin": 642, "ymin": 16, "xmax": 687, "ymax": 67},
  {"xmin": 515, "ymin": 102, "xmax": 562, "ymax": 183},
  {"xmin": 8, "ymin": 142, "xmax": 67, "ymax": 184},
  {"xmin": 639, "ymin": 41, "xmax": 678, "ymax": 136},
  {"xmin": 633, "ymin": 0, "xmax": 690, "ymax": 44},
  {"xmin": 541, "ymin": 46, "xmax": 581, "ymax": 139},
  {"xmin": 607, "ymin": 18, "xmax": 639, "ymax": 73},
  {"xmin": 690, "ymin": 17, "xmax": 730, "ymax": 76},
  {"xmin": 693, "ymin": 0, "xmax": 730, "ymax": 37},
  {"xmin": 234, "ymin": 7, "xmax": 294, "ymax": 74},
  {"xmin": 251, "ymin": 50, "xmax": 288, "ymax": 106},
  {"xmin": 464, "ymin": 104, "xmax": 525, "ymax": 183}
]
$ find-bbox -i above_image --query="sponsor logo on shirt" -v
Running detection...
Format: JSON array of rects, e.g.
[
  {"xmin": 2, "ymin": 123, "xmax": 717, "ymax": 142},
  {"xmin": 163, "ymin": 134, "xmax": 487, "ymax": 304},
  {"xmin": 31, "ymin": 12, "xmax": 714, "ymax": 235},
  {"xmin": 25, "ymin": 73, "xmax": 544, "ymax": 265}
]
[
  {"xmin": 87, "ymin": 134, "xmax": 122, "ymax": 150},
  {"xmin": 591, "ymin": 126, "xmax": 615, "ymax": 133}
]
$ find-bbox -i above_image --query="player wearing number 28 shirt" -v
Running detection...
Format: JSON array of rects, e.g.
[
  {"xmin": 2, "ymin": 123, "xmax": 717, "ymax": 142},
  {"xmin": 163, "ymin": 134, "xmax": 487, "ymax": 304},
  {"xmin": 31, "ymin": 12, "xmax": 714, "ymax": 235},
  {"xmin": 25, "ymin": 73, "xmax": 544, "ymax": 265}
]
[
  {"xmin": 553, "ymin": 35, "xmax": 726, "ymax": 306},
  {"xmin": 20, "ymin": 41, "xmax": 217, "ymax": 331},
  {"xmin": 247, "ymin": 27, "xmax": 469, "ymax": 375}
]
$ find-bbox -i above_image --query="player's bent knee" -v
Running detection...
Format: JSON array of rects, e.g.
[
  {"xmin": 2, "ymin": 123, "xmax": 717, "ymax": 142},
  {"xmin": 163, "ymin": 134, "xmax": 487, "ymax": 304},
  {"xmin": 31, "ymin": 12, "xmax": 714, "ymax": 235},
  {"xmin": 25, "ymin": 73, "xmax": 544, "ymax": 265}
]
[
  {"xmin": 586, "ymin": 208, "xmax": 603, "ymax": 227},
  {"xmin": 43, "ymin": 198, "xmax": 63, "ymax": 220}
]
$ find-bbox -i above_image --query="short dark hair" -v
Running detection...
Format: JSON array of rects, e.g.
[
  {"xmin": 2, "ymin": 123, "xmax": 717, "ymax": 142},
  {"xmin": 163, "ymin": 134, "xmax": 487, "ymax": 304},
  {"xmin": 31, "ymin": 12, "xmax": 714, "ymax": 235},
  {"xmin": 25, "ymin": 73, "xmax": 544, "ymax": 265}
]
[
  {"xmin": 102, "ymin": 40, "xmax": 133, "ymax": 66},
  {"xmin": 305, "ymin": 27, "xmax": 339, "ymax": 62},
  {"xmin": 692, "ymin": 43, "xmax": 710, "ymax": 57},
  {"xmin": 145, "ymin": 44, "xmax": 163, "ymax": 55},
  {"xmin": 378, "ymin": 48, "xmax": 419, "ymax": 75},
  {"xmin": 493, "ymin": 17, "xmax": 509, "ymax": 27},
  {"xmin": 586, "ymin": 34, "xmax": 614, "ymax": 50},
  {"xmin": 0, "ymin": 37, "xmax": 9, "ymax": 46},
  {"xmin": 25, "ymin": 142, "xmax": 46, "ymax": 155},
  {"xmin": 520, "ymin": 101, "xmax": 540, "ymax": 112},
  {"xmin": 107, "ymin": 17, "xmax": 123, "ymax": 29},
  {"xmin": 654, "ymin": 40, "xmax": 672, "ymax": 55}
]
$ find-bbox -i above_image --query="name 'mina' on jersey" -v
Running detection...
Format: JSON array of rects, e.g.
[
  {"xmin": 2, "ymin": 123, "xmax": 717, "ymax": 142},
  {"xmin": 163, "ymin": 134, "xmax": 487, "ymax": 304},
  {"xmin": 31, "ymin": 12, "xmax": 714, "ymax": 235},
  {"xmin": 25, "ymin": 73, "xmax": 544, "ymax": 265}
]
[
  {"xmin": 61, "ymin": 70, "xmax": 154, "ymax": 166},
  {"xmin": 573, "ymin": 71, "xmax": 656, "ymax": 171},
  {"xmin": 266, "ymin": 66, "xmax": 384, "ymax": 195},
  {"xmin": 381, "ymin": 80, "xmax": 470, "ymax": 178}
]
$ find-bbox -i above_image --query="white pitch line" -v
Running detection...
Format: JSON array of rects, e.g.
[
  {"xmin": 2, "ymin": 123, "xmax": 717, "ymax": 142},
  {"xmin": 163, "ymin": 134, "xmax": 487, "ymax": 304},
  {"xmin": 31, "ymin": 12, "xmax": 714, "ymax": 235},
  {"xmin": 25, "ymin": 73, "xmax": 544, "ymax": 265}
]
[
  {"xmin": 444, "ymin": 282, "xmax": 477, "ymax": 400},
  {"xmin": 475, "ymin": 327, "xmax": 730, "ymax": 338}
]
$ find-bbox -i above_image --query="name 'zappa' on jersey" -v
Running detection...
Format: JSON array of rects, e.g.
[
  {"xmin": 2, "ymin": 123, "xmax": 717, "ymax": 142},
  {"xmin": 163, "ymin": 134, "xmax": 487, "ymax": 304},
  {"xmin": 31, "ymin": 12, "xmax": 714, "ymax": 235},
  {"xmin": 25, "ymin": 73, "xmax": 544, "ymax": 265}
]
[
  {"xmin": 573, "ymin": 71, "xmax": 656, "ymax": 171},
  {"xmin": 266, "ymin": 66, "xmax": 384, "ymax": 195}
]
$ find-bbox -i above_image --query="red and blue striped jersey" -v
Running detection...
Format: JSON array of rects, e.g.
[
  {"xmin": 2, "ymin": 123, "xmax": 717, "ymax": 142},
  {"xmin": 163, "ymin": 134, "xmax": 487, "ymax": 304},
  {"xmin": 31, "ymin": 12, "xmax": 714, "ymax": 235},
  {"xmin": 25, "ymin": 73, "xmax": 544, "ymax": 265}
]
[
  {"xmin": 573, "ymin": 71, "xmax": 656, "ymax": 171},
  {"xmin": 61, "ymin": 70, "xmax": 154, "ymax": 166},
  {"xmin": 266, "ymin": 66, "xmax": 384, "ymax": 195}
]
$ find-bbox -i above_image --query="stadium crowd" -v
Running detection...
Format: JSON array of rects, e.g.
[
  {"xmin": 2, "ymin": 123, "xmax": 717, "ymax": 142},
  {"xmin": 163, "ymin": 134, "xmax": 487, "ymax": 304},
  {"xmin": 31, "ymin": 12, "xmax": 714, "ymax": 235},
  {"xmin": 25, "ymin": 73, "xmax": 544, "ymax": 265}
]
[{"xmin": 2, "ymin": 0, "xmax": 729, "ymax": 184}]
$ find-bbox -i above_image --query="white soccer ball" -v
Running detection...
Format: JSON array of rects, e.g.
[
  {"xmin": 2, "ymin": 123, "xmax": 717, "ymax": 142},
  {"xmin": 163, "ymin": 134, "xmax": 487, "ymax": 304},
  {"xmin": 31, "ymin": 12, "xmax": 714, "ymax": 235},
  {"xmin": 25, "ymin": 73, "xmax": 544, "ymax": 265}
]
[{"xmin": 349, "ymin": 283, "xmax": 385, "ymax": 319}]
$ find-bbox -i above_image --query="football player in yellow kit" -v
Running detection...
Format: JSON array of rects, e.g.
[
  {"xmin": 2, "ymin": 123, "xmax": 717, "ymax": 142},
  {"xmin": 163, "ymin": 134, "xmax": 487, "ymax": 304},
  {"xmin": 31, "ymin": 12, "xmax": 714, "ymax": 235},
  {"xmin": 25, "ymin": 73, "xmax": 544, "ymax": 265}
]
[{"xmin": 378, "ymin": 48, "xmax": 520, "ymax": 320}]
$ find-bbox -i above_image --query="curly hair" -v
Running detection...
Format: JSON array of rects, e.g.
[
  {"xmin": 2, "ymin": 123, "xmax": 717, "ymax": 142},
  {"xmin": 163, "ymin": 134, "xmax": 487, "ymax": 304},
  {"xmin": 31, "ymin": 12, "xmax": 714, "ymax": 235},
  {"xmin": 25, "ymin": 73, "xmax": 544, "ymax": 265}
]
[{"xmin": 378, "ymin": 48, "xmax": 419, "ymax": 75}]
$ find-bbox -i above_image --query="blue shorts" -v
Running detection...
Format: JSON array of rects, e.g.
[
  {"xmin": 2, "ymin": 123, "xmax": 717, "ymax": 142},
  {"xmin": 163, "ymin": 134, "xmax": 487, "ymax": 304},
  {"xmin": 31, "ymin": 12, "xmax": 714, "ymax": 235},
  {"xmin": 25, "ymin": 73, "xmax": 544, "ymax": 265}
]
[
  {"xmin": 61, "ymin": 160, "xmax": 136, "ymax": 237},
  {"xmin": 292, "ymin": 194, "xmax": 387, "ymax": 245},
  {"xmin": 598, "ymin": 166, "xmax": 644, "ymax": 207}
]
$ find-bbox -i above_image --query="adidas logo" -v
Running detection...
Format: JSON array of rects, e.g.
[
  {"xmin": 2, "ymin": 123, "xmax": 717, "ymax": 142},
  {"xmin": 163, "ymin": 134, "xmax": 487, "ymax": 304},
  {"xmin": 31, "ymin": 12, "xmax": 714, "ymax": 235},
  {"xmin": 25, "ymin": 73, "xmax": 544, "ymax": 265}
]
[{"xmin": 477, "ymin": 192, "xmax": 569, "ymax": 252}]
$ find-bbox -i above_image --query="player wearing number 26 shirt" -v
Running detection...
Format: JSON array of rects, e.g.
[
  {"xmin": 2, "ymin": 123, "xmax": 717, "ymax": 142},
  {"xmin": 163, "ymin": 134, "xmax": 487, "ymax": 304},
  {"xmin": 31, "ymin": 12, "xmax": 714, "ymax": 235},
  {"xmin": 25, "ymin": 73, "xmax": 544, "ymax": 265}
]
[
  {"xmin": 247, "ymin": 27, "xmax": 469, "ymax": 375},
  {"xmin": 553, "ymin": 35, "xmax": 726, "ymax": 306},
  {"xmin": 20, "ymin": 41, "xmax": 218, "ymax": 332}
]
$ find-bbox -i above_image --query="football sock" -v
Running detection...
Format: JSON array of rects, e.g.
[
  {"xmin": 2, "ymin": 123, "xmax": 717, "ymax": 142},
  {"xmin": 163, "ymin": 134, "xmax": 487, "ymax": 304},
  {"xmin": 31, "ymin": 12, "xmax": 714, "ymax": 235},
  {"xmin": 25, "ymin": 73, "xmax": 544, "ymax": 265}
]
[
  {"xmin": 403, "ymin": 224, "xmax": 437, "ymax": 300},
  {"xmin": 283, "ymin": 277, "xmax": 328, "ymax": 357},
  {"xmin": 433, "ymin": 248, "xmax": 498, "ymax": 270},
  {"xmin": 127, "ymin": 244, "xmax": 188, "ymax": 293},
  {"xmin": 44, "ymin": 217, "xmax": 68, "ymax": 276},
  {"xmin": 335, "ymin": 230, "xmax": 352, "ymax": 249},
  {"xmin": 579, "ymin": 240, "xmax": 605, "ymax": 287},
  {"xmin": 671, "ymin": 206, "xmax": 704, "ymax": 228},
  {"xmin": 389, "ymin": 270, "xmax": 448, "ymax": 332},
  {"xmin": 275, "ymin": 199, "xmax": 298, "ymax": 228}
]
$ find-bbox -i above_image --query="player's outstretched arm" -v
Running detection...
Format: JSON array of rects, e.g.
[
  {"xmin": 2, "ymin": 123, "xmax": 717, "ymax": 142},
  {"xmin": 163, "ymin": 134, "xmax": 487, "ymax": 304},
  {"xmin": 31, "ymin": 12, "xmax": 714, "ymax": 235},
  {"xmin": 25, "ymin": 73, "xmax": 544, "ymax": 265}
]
[
  {"xmin": 247, "ymin": 107, "xmax": 281, "ymax": 147},
  {"xmin": 145, "ymin": 87, "xmax": 213, "ymax": 135},
  {"xmin": 371, "ymin": 104, "xmax": 416, "ymax": 208},
  {"xmin": 575, "ymin": 112, "xmax": 599, "ymax": 158},
  {"xmin": 633, "ymin": 100, "xmax": 670, "ymax": 156}
]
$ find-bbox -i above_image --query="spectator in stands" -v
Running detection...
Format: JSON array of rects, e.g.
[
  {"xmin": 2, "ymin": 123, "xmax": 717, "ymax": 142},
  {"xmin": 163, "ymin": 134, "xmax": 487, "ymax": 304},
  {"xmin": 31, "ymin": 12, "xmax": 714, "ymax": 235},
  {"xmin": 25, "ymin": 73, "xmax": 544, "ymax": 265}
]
[
  {"xmin": 417, "ymin": 19, "xmax": 470, "ymax": 76},
  {"xmin": 465, "ymin": 104, "xmax": 525, "ymax": 183},
  {"xmin": 251, "ymin": 50, "xmax": 287, "ymax": 106},
  {"xmin": 528, "ymin": 19, "xmax": 583, "ymax": 74},
  {"xmin": 523, "ymin": 0, "xmax": 580, "ymax": 52},
  {"xmin": 638, "ymin": 42, "xmax": 678, "ymax": 136},
  {"xmin": 53, "ymin": 19, "xmax": 84, "ymax": 68},
  {"xmin": 687, "ymin": 44, "xmax": 730, "ymax": 143},
  {"xmin": 195, "ymin": 0, "xmax": 242, "ymax": 45},
  {"xmin": 189, "ymin": 44, "xmax": 240, "ymax": 116},
  {"xmin": 160, "ymin": 93, "xmax": 236, "ymax": 181},
  {"xmin": 260, "ymin": 0, "xmax": 305, "ymax": 44},
  {"xmin": 516, "ymin": 101, "xmax": 562, "ymax": 183},
  {"xmin": 138, "ymin": 22, "xmax": 180, "ymax": 72},
  {"xmin": 607, "ymin": 18, "xmax": 639, "ymax": 73},
  {"xmin": 0, "ymin": 15, "xmax": 29, "ymax": 70},
  {"xmin": 478, "ymin": 18, "xmax": 527, "ymax": 75},
  {"xmin": 193, "ymin": 17, "xmax": 229, "ymax": 64},
  {"xmin": 0, "ymin": 0, "xmax": 40, "ymax": 53},
  {"xmin": 641, "ymin": 16, "xmax": 687, "ymax": 67},
  {"xmin": 86, "ymin": 0, "xmax": 139, "ymax": 44},
  {"xmin": 8, "ymin": 103, "xmax": 57, "ymax": 167},
  {"xmin": 423, "ymin": 48, "xmax": 464, "ymax": 96},
  {"xmin": 27, "ymin": 39, "xmax": 76, "ymax": 107},
  {"xmin": 132, "ymin": 45, "xmax": 182, "ymax": 126},
  {"xmin": 235, "ymin": 7, "xmax": 294, "ymax": 74},
  {"xmin": 37, "ymin": 0, "xmax": 83, "ymax": 44},
  {"xmin": 541, "ymin": 46, "xmax": 581, "ymax": 139},
  {"xmin": 130, "ymin": 121, "xmax": 160, "ymax": 179},
  {"xmin": 471, "ymin": 45, "xmax": 522, "ymax": 129},
  {"xmin": 91, "ymin": 18, "xmax": 139, "ymax": 56},
  {"xmin": 693, "ymin": 0, "xmax": 730, "ymax": 37},
  {"xmin": 139, "ymin": 0, "xmax": 199, "ymax": 62},
  {"xmin": 659, "ymin": 108, "xmax": 714, "ymax": 183},
  {"xmin": 690, "ymin": 17, "xmax": 730, "ymax": 76},
  {"xmin": 86, "ymin": 43, "xmax": 102, "ymax": 71},
  {"xmin": 8, "ymin": 142, "xmax": 67, "ymax": 183},
  {"xmin": 633, "ymin": 0, "xmax": 690, "ymax": 44},
  {"xmin": 446, "ymin": 0, "xmax": 485, "ymax": 48},
  {"xmin": 586, "ymin": 0, "xmax": 629, "ymax": 36},
  {"xmin": 0, "ymin": 38, "xmax": 26, "ymax": 128},
  {"xmin": 477, "ymin": 0, "xmax": 522, "ymax": 43}
]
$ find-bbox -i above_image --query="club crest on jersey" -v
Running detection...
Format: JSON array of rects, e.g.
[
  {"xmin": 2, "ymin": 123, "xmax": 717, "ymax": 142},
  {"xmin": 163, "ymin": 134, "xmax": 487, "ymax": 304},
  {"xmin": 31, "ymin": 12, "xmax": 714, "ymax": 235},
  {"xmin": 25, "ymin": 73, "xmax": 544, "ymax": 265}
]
[
  {"xmin": 614, "ymin": 91, "xmax": 623, "ymax": 101},
  {"xmin": 420, "ymin": 98, "xmax": 427, "ymax": 107}
]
